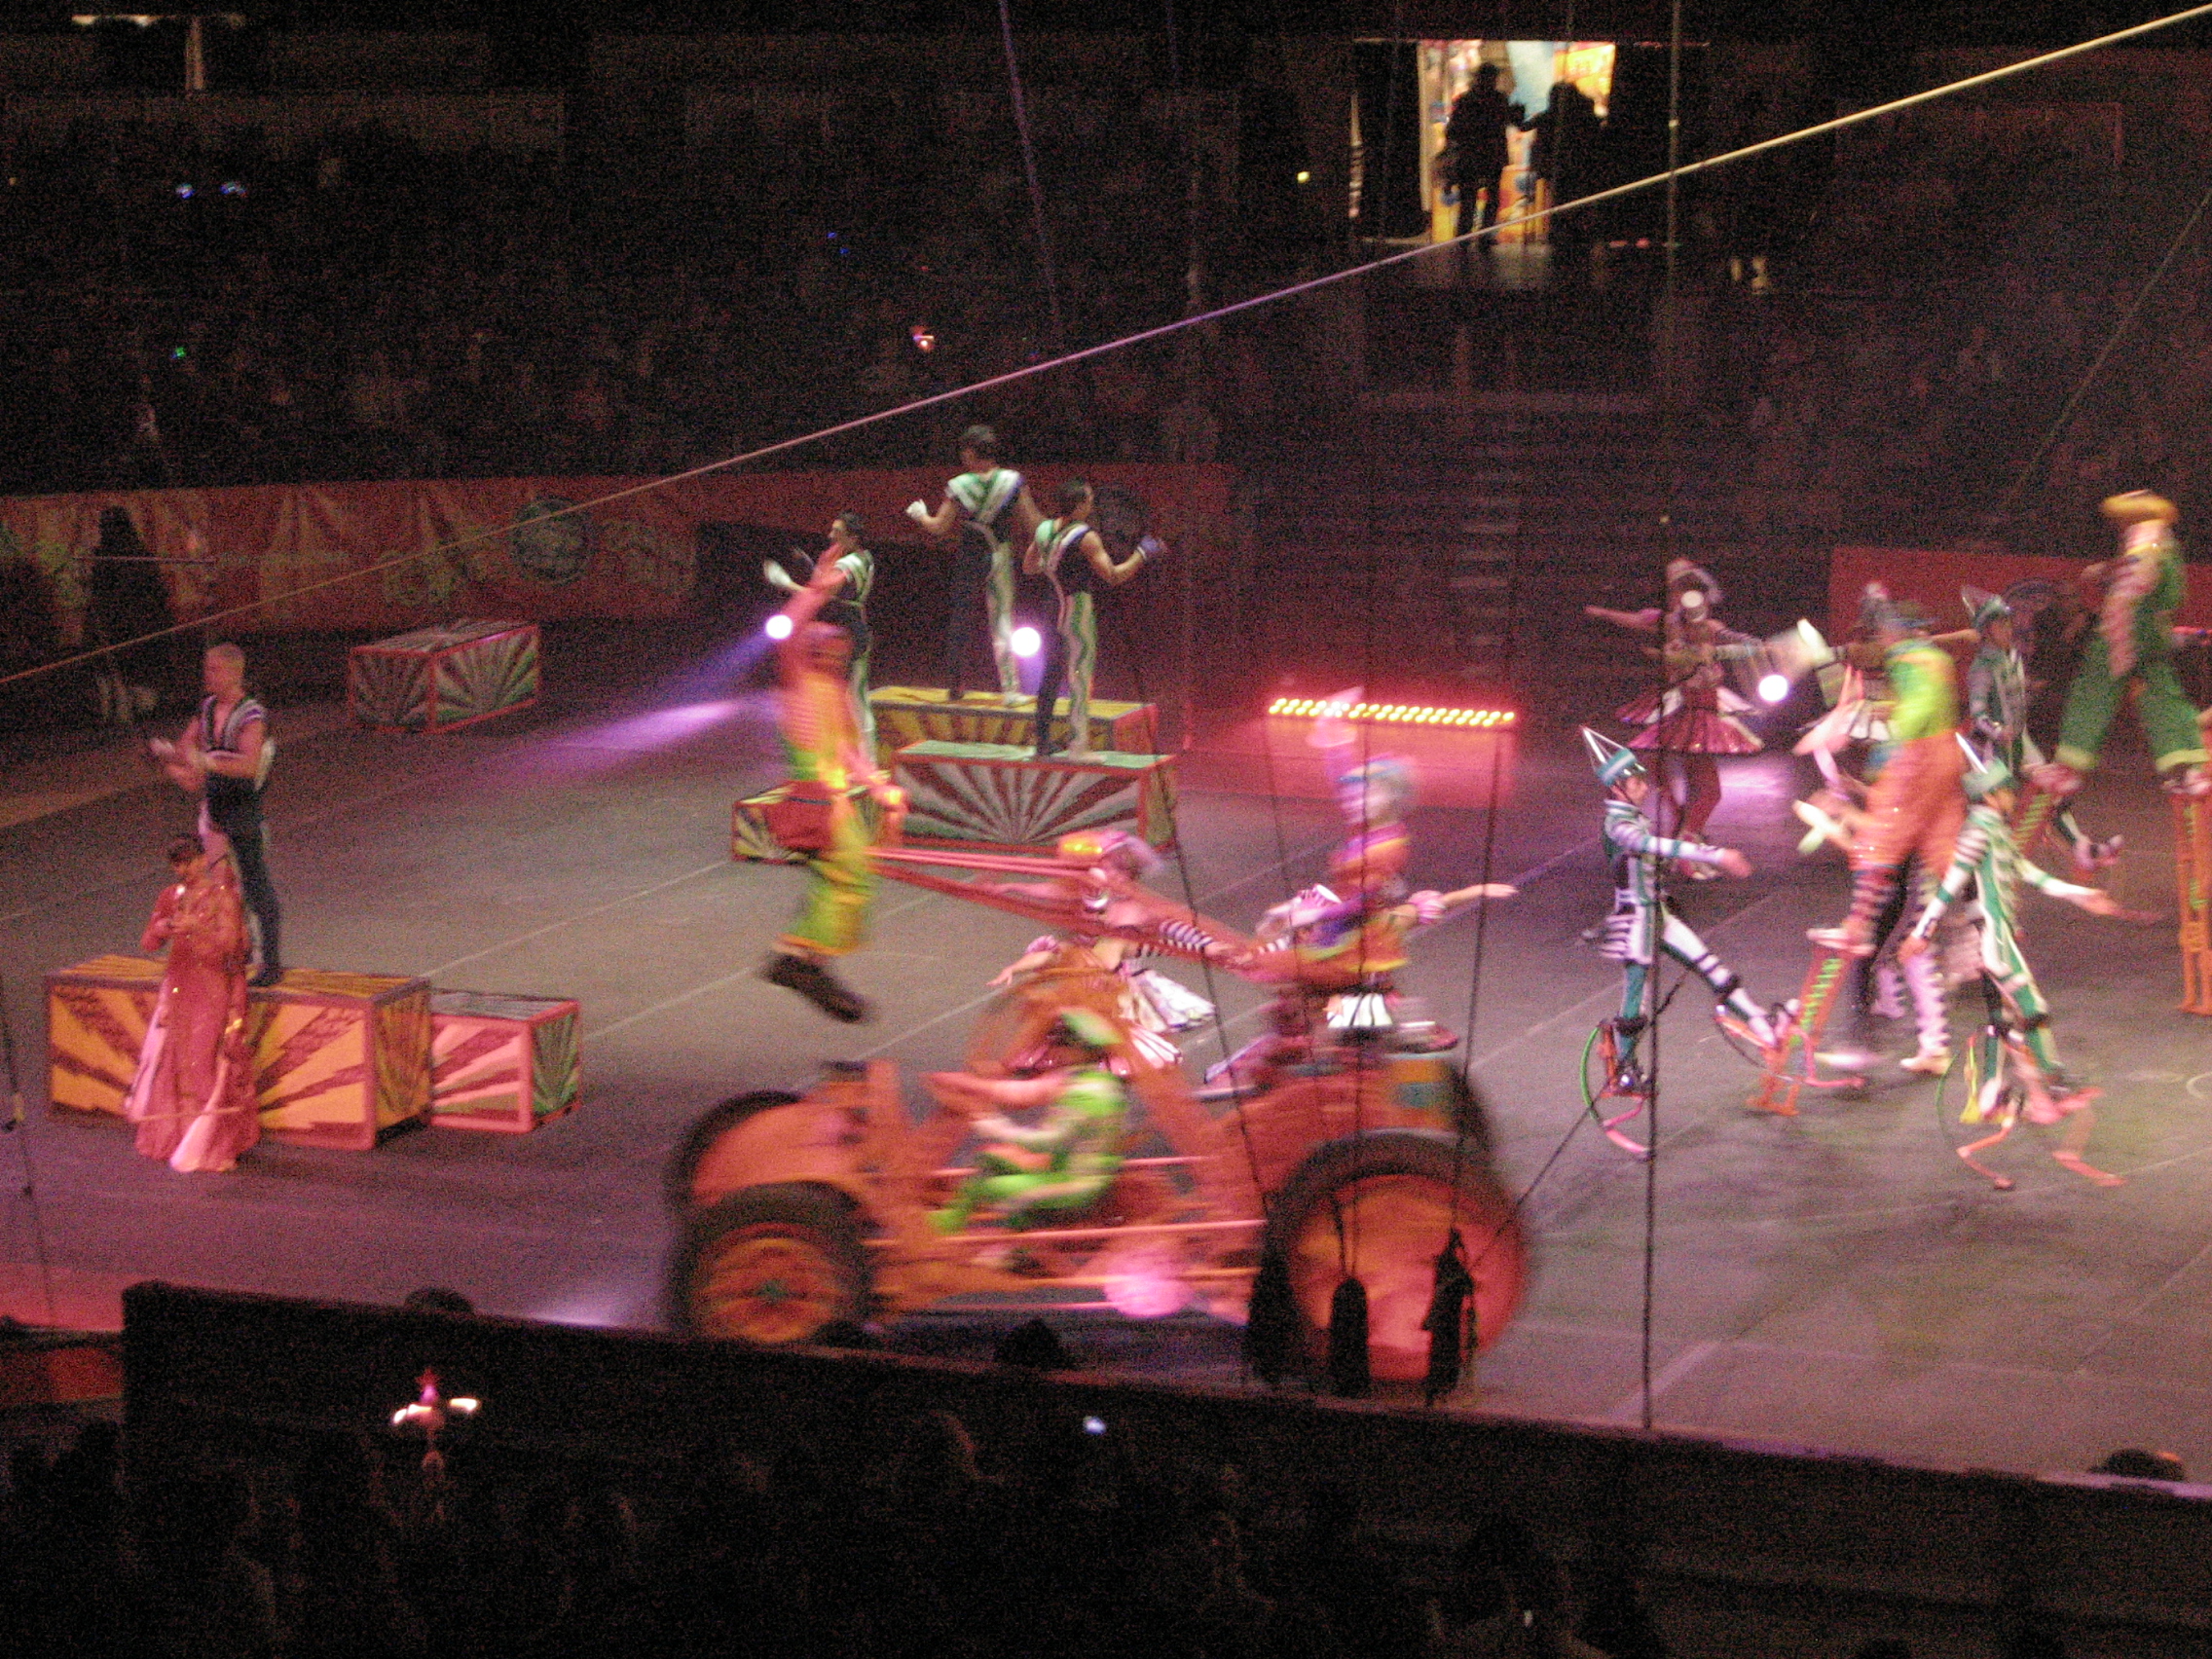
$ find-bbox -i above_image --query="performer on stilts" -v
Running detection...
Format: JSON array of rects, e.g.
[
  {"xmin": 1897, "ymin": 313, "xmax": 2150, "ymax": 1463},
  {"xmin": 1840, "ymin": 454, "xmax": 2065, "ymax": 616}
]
[
  {"xmin": 907, "ymin": 424, "xmax": 1043, "ymax": 702},
  {"xmin": 766, "ymin": 510, "xmax": 876, "ymax": 756},
  {"xmin": 1963, "ymin": 586, "xmax": 2119, "ymax": 872},
  {"xmin": 1029, "ymin": 479, "xmax": 1149, "ymax": 760},
  {"xmin": 2037, "ymin": 491, "xmax": 2210, "ymax": 801},
  {"xmin": 1899, "ymin": 739, "xmax": 2131, "ymax": 1187},
  {"xmin": 1586, "ymin": 560, "xmax": 1763, "ymax": 868},
  {"xmin": 1584, "ymin": 728, "xmax": 1792, "ymax": 1103},
  {"xmin": 757, "ymin": 556, "xmax": 905, "ymax": 1023}
]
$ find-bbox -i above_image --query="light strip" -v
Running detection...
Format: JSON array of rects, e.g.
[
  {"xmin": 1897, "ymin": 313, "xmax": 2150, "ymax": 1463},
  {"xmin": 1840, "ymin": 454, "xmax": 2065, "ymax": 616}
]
[{"xmin": 1267, "ymin": 698, "xmax": 1516, "ymax": 729}]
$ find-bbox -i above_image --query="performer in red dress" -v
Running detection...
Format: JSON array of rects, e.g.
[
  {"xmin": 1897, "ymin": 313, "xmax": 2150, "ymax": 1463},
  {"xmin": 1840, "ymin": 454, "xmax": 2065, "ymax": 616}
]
[{"xmin": 124, "ymin": 835, "xmax": 260, "ymax": 1173}]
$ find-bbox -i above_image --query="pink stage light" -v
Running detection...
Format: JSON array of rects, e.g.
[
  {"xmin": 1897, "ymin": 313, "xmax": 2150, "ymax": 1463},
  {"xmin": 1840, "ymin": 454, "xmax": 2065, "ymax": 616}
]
[
  {"xmin": 1757, "ymin": 673, "xmax": 1789, "ymax": 705},
  {"xmin": 1012, "ymin": 625, "xmax": 1043, "ymax": 658},
  {"xmin": 763, "ymin": 613, "xmax": 793, "ymax": 641}
]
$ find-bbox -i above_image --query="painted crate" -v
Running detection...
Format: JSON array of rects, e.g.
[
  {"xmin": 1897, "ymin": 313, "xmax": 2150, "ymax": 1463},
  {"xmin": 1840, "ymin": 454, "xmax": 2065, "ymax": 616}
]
[
  {"xmin": 730, "ymin": 780, "xmax": 883, "ymax": 864},
  {"xmin": 868, "ymin": 685, "xmax": 1157, "ymax": 765},
  {"xmin": 892, "ymin": 741, "xmax": 1177, "ymax": 853},
  {"xmin": 428, "ymin": 990, "xmax": 581, "ymax": 1133},
  {"xmin": 348, "ymin": 619, "xmax": 540, "ymax": 734},
  {"xmin": 46, "ymin": 957, "xmax": 433, "ymax": 1152}
]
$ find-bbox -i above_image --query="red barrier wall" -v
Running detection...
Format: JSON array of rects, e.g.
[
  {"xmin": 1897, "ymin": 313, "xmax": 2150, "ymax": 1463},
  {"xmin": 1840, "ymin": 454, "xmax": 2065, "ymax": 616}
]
[
  {"xmin": 0, "ymin": 464, "xmax": 1235, "ymax": 643},
  {"xmin": 1828, "ymin": 544, "xmax": 2212, "ymax": 642}
]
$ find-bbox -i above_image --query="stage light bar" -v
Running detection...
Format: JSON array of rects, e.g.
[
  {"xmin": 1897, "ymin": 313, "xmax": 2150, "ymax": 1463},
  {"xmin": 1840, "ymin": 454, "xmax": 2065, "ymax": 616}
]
[{"xmin": 1267, "ymin": 698, "xmax": 1516, "ymax": 729}]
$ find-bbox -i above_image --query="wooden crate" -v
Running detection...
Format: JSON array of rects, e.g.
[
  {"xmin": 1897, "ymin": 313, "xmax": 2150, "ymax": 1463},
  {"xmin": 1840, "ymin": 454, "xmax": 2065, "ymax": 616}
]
[
  {"xmin": 46, "ymin": 957, "xmax": 432, "ymax": 1152},
  {"xmin": 348, "ymin": 619, "xmax": 540, "ymax": 734},
  {"xmin": 730, "ymin": 780, "xmax": 882, "ymax": 864},
  {"xmin": 867, "ymin": 685, "xmax": 1157, "ymax": 764},
  {"xmin": 428, "ymin": 990, "xmax": 581, "ymax": 1133},
  {"xmin": 891, "ymin": 741, "xmax": 1177, "ymax": 853}
]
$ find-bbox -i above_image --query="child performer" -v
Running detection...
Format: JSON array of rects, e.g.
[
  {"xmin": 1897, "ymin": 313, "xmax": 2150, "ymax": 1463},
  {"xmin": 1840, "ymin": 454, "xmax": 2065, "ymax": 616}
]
[
  {"xmin": 1962, "ymin": 587, "xmax": 2118, "ymax": 872},
  {"xmin": 1585, "ymin": 728, "xmax": 1791, "ymax": 1097},
  {"xmin": 1028, "ymin": 479, "xmax": 1149, "ymax": 759},
  {"xmin": 1899, "ymin": 740, "xmax": 2129, "ymax": 1173},
  {"xmin": 765, "ymin": 511, "xmax": 876, "ymax": 756},
  {"xmin": 907, "ymin": 424, "xmax": 1043, "ymax": 702}
]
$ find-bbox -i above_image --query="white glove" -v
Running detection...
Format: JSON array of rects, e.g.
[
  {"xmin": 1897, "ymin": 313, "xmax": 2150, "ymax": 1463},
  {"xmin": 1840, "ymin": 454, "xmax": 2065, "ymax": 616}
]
[
  {"xmin": 904, "ymin": 499, "xmax": 930, "ymax": 524},
  {"xmin": 762, "ymin": 559, "xmax": 797, "ymax": 592}
]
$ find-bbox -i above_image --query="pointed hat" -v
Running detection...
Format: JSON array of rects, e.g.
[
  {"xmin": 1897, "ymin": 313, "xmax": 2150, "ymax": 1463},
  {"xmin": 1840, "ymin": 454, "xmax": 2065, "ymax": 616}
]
[{"xmin": 1582, "ymin": 727, "xmax": 1644, "ymax": 788}]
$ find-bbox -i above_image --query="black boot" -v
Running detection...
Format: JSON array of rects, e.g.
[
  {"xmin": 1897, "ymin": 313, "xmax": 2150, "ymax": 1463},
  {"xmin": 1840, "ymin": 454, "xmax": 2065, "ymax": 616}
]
[{"xmin": 760, "ymin": 953, "xmax": 871, "ymax": 1023}]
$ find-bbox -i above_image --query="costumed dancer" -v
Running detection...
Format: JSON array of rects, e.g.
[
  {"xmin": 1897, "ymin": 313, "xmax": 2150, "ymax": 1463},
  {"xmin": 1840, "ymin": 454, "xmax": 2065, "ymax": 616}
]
[
  {"xmin": 1963, "ymin": 586, "xmax": 2119, "ymax": 872},
  {"xmin": 1586, "ymin": 560, "xmax": 1763, "ymax": 870},
  {"xmin": 1810, "ymin": 590, "xmax": 1965, "ymax": 957},
  {"xmin": 766, "ymin": 510, "xmax": 877, "ymax": 756},
  {"xmin": 1028, "ymin": 479, "xmax": 1149, "ymax": 760},
  {"xmin": 757, "ymin": 556, "xmax": 905, "ymax": 1023},
  {"xmin": 2039, "ymin": 491, "xmax": 2210, "ymax": 800},
  {"xmin": 1899, "ymin": 739, "xmax": 2131, "ymax": 1187},
  {"xmin": 1583, "ymin": 729, "xmax": 1792, "ymax": 1102},
  {"xmin": 150, "ymin": 642, "xmax": 281, "ymax": 984},
  {"xmin": 928, "ymin": 1008, "xmax": 1130, "ymax": 1235},
  {"xmin": 907, "ymin": 424, "xmax": 1043, "ymax": 702},
  {"xmin": 987, "ymin": 830, "xmax": 1215, "ymax": 1070},
  {"xmin": 123, "ymin": 834, "xmax": 260, "ymax": 1173}
]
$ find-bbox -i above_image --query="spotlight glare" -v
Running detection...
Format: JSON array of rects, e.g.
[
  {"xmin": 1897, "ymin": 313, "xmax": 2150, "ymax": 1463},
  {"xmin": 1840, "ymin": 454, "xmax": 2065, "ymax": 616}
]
[
  {"xmin": 1012, "ymin": 625, "xmax": 1043, "ymax": 658},
  {"xmin": 1757, "ymin": 673, "xmax": 1789, "ymax": 705},
  {"xmin": 763, "ymin": 613, "xmax": 793, "ymax": 641}
]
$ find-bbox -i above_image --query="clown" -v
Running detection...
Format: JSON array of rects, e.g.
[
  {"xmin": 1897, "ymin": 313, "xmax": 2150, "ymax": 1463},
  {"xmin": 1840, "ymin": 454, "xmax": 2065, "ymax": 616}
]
[
  {"xmin": 1899, "ymin": 738, "xmax": 2128, "ymax": 1151},
  {"xmin": 928, "ymin": 1008, "xmax": 1131, "ymax": 1234},
  {"xmin": 1585, "ymin": 728, "xmax": 1791, "ymax": 1098},
  {"xmin": 2041, "ymin": 491, "xmax": 2209, "ymax": 799}
]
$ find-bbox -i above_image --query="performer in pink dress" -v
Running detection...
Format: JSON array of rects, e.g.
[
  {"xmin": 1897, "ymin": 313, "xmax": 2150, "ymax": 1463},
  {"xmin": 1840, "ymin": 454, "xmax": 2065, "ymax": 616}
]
[{"xmin": 124, "ymin": 835, "xmax": 261, "ymax": 1173}]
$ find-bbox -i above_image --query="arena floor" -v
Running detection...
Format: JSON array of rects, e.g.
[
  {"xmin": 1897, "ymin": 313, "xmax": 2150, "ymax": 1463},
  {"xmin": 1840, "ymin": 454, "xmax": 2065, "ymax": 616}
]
[{"xmin": 3, "ymin": 619, "xmax": 2209, "ymax": 1483}]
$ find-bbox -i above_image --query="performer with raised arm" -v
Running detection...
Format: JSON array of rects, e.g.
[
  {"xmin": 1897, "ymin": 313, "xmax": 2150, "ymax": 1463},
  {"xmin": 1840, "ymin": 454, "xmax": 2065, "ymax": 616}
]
[
  {"xmin": 1962, "ymin": 586, "xmax": 2119, "ymax": 872},
  {"xmin": 2038, "ymin": 490, "xmax": 2209, "ymax": 800},
  {"xmin": 1585, "ymin": 560, "xmax": 1763, "ymax": 866},
  {"xmin": 756, "ymin": 555, "xmax": 905, "ymax": 1023},
  {"xmin": 1585, "ymin": 727, "xmax": 1792, "ymax": 1103},
  {"xmin": 1899, "ymin": 739, "xmax": 2132, "ymax": 1184},
  {"xmin": 1028, "ymin": 479, "xmax": 1149, "ymax": 759},
  {"xmin": 906, "ymin": 424, "xmax": 1044, "ymax": 703},
  {"xmin": 150, "ymin": 643, "xmax": 281, "ymax": 985},
  {"xmin": 765, "ymin": 511, "xmax": 877, "ymax": 756}
]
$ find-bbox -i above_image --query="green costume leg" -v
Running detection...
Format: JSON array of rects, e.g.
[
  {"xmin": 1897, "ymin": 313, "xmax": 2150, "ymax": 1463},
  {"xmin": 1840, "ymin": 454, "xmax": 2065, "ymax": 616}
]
[
  {"xmin": 987, "ymin": 544, "xmax": 1020, "ymax": 695},
  {"xmin": 1659, "ymin": 910, "xmax": 1769, "ymax": 1035},
  {"xmin": 849, "ymin": 647, "xmax": 876, "ymax": 761},
  {"xmin": 1065, "ymin": 592, "xmax": 1096, "ymax": 743},
  {"xmin": 2055, "ymin": 637, "xmax": 2125, "ymax": 774},
  {"xmin": 777, "ymin": 801, "xmax": 875, "ymax": 958},
  {"xmin": 2136, "ymin": 653, "xmax": 2209, "ymax": 773},
  {"xmin": 1613, "ymin": 962, "xmax": 1650, "ymax": 1072}
]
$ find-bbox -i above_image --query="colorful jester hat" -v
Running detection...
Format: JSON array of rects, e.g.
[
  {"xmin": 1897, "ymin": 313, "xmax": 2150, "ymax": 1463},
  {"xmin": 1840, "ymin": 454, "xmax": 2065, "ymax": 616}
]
[
  {"xmin": 1582, "ymin": 727, "xmax": 1645, "ymax": 789},
  {"xmin": 1955, "ymin": 733, "xmax": 2014, "ymax": 802},
  {"xmin": 1962, "ymin": 585, "xmax": 2011, "ymax": 632}
]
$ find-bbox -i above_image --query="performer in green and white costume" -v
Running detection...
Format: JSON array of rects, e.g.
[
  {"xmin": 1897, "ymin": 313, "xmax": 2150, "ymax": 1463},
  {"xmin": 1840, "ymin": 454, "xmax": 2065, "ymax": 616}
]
[
  {"xmin": 1585, "ymin": 729, "xmax": 1789, "ymax": 1094},
  {"xmin": 1028, "ymin": 479, "xmax": 1150, "ymax": 759},
  {"xmin": 907, "ymin": 424, "xmax": 1043, "ymax": 701},
  {"xmin": 765, "ymin": 511, "xmax": 877, "ymax": 756},
  {"xmin": 1962, "ymin": 586, "xmax": 2116, "ymax": 873},
  {"xmin": 1903, "ymin": 738, "xmax": 2124, "ymax": 1120}
]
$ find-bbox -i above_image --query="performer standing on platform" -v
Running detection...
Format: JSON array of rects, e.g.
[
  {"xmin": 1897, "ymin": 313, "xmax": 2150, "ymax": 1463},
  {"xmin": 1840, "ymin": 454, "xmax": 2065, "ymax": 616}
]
[
  {"xmin": 1811, "ymin": 591, "xmax": 1964, "ymax": 957},
  {"xmin": 1900, "ymin": 741, "xmax": 2125, "ymax": 1125},
  {"xmin": 1584, "ymin": 729, "xmax": 1790, "ymax": 1098},
  {"xmin": 758, "ymin": 555, "xmax": 903, "ymax": 1024},
  {"xmin": 124, "ymin": 834, "xmax": 260, "ymax": 1173},
  {"xmin": 1029, "ymin": 480, "xmax": 1149, "ymax": 759},
  {"xmin": 151, "ymin": 643, "xmax": 281, "ymax": 985},
  {"xmin": 767, "ymin": 511, "xmax": 876, "ymax": 757},
  {"xmin": 2039, "ymin": 491, "xmax": 2209, "ymax": 800},
  {"xmin": 1586, "ymin": 560, "xmax": 1763, "ymax": 866},
  {"xmin": 907, "ymin": 424, "xmax": 1043, "ymax": 703},
  {"xmin": 1963, "ymin": 586, "xmax": 2119, "ymax": 872}
]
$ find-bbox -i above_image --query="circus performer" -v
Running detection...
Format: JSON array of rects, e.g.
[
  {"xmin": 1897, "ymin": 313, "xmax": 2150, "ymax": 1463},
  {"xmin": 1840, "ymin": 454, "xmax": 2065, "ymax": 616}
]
[
  {"xmin": 1899, "ymin": 739, "xmax": 2130, "ymax": 1184},
  {"xmin": 1811, "ymin": 590, "xmax": 1965, "ymax": 957},
  {"xmin": 928, "ymin": 1008, "xmax": 1129, "ymax": 1234},
  {"xmin": 766, "ymin": 510, "xmax": 877, "ymax": 756},
  {"xmin": 1962, "ymin": 586, "xmax": 2120, "ymax": 873},
  {"xmin": 124, "ymin": 834, "xmax": 260, "ymax": 1173},
  {"xmin": 2040, "ymin": 491, "xmax": 2209, "ymax": 800},
  {"xmin": 907, "ymin": 424, "xmax": 1044, "ymax": 702},
  {"xmin": 987, "ymin": 830, "xmax": 1215, "ymax": 1070},
  {"xmin": 1584, "ymin": 730, "xmax": 1791, "ymax": 1100},
  {"xmin": 151, "ymin": 642, "xmax": 281, "ymax": 984},
  {"xmin": 1585, "ymin": 560, "xmax": 1762, "ymax": 870},
  {"xmin": 757, "ymin": 555, "xmax": 905, "ymax": 1024},
  {"xmin": 1028, "ymin": 479, "xmax": 1150, "ymax": 760}
]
